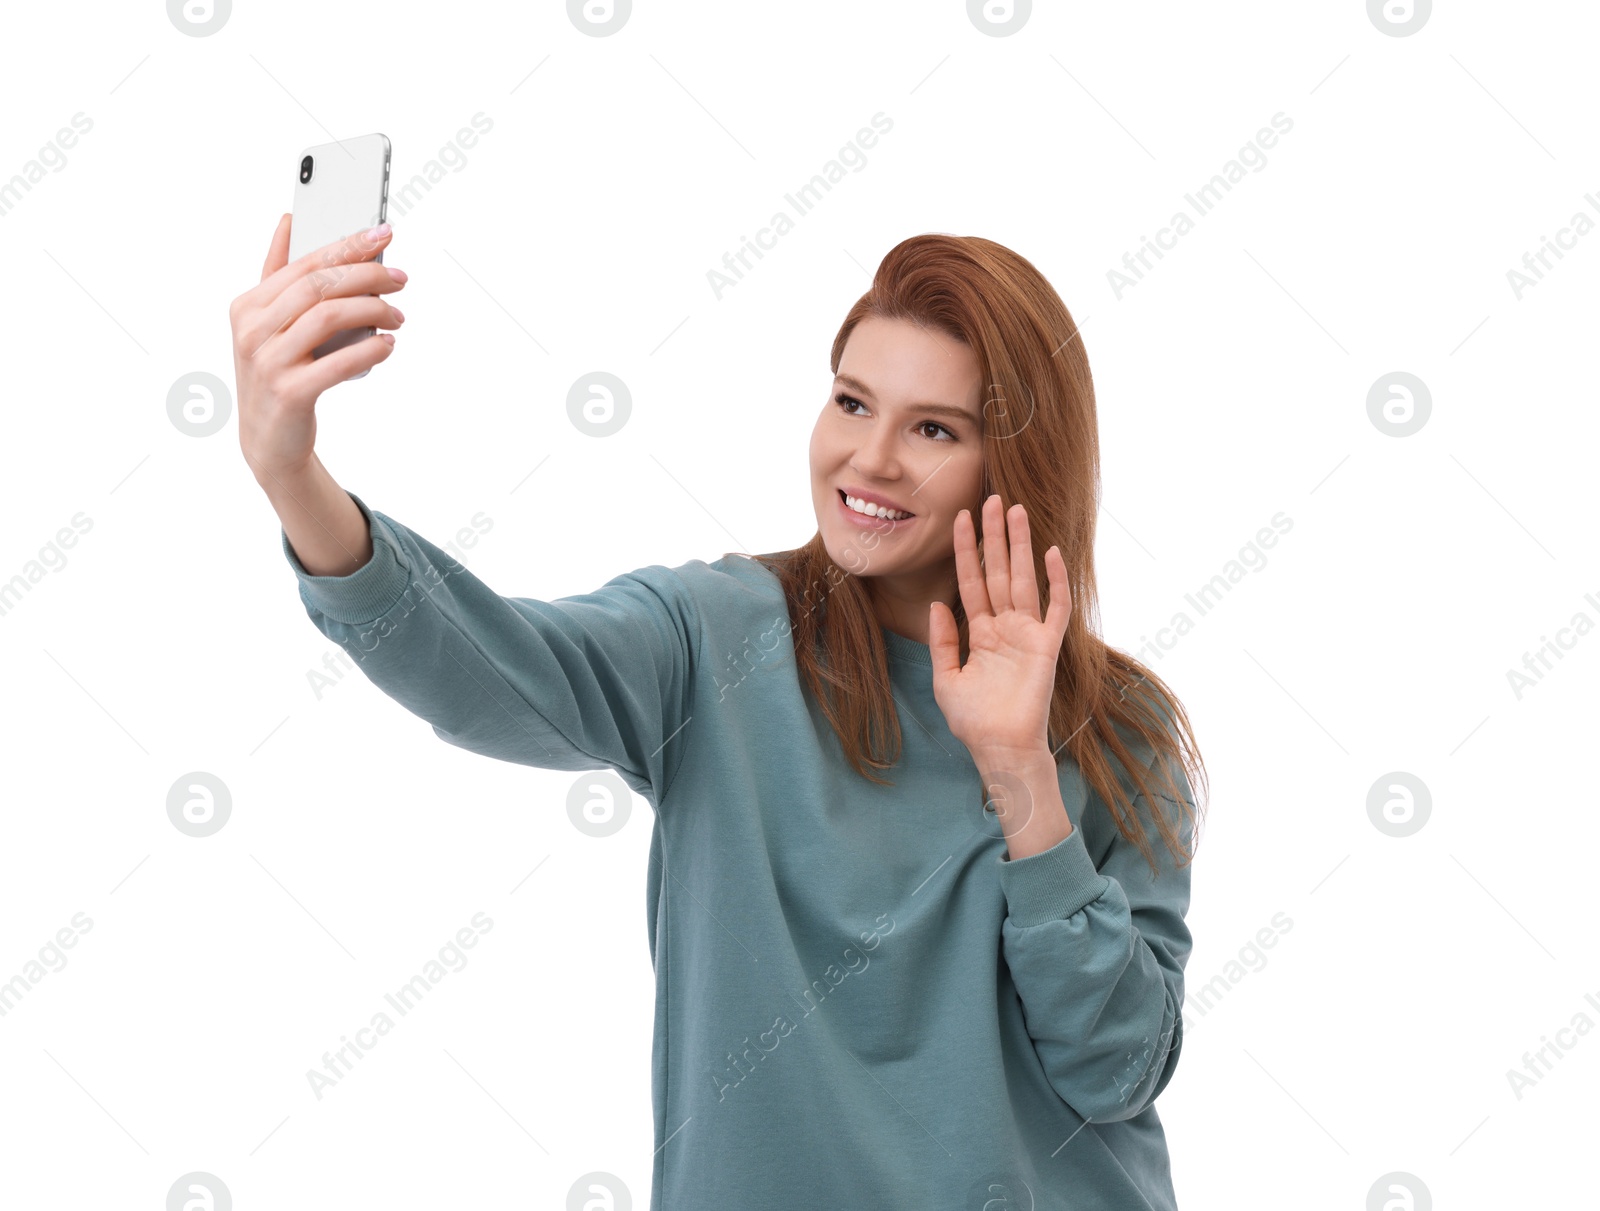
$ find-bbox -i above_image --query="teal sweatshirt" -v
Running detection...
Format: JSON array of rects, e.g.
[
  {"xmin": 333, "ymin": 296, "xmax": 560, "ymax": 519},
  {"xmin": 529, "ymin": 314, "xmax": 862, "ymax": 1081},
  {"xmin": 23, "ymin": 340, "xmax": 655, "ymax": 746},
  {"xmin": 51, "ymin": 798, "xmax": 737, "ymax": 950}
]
[{"xmin": 280, "ymin": 491, "xmax": 1195, "ymax": 1211}]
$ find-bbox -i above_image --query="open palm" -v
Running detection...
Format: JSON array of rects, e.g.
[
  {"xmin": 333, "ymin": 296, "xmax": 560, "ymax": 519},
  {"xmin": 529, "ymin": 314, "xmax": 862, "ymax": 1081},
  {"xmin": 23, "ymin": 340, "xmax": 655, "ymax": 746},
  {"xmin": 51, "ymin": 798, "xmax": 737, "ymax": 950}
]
[{"xmin": 929, "ymin": 495, "xmax": 1071, "ymax": 756}]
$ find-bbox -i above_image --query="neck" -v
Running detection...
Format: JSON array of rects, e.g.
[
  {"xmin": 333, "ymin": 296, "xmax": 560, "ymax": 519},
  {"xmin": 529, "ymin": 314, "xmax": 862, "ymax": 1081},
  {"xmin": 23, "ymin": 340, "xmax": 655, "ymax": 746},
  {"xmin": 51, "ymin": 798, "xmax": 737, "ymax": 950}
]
[{"xmin": 869, "ymin": 578, "xmax": 964, "ymax": 655}]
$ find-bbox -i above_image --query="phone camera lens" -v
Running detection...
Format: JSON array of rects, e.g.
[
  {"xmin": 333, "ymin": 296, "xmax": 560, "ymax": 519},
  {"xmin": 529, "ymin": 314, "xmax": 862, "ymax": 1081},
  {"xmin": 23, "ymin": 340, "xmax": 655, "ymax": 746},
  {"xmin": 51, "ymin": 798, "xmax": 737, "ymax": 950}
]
[{"xmin": 300, "ymin": 155, "xmax": 314, "ymax": 185}]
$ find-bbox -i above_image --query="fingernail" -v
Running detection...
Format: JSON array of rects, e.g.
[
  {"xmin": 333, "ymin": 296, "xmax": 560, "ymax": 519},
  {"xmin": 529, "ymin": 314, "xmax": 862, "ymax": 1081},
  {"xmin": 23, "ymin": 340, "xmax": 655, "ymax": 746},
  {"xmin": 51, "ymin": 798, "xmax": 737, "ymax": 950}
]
[
  {"xmin": 365, "ymin": 222, "xmax": 391, "ymax": 242},
  {"xmin": 380, "ymin": 333, "xmax": 395, "ymax": 345},
  {"xmin": 392, "ymin": 308, "xmax": 405, "ymax": 323},
  {"xmin": 387, "ymin": 266, "xmax": 408, "ymax": 283}
]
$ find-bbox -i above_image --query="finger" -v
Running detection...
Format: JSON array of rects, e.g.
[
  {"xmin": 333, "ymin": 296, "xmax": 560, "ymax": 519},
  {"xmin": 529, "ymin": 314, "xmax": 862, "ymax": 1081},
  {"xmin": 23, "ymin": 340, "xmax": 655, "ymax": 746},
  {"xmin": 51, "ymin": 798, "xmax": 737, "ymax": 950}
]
[
  {"xmin": 1042, "ymin": 545, "xmax": 1072, "ymax": 642},
  {"xmin": 260, "ymin": 213, "xmax": 291, "ymax": 284},
  {"xmin": 1008, "ymin": 503, "xmax": 1041, "ymax": 622},
  {"xmin": 271, "ymin": 295, "xmax": 403, "ymax": 367},
  {"xmin": 953, "ymin": 507, "xmax": 992, "ymax": 621},
  {"xmin": 257, "ymin": 221, "xmax": 393, "ymax": 312},
  {"xmin": 285, "ymin": 330, "xmax": 395, "ymax": 396},
  {"xmin": 244, "ymin": 261, "xmax": 402, "ymax": 364},
  {"xmin": 929, "ymin": 599, "xmax": 961, "ymax": 681},
  {"xmin": 982, "ymin": 494, "xmax": 1013, "ymax": 614}
]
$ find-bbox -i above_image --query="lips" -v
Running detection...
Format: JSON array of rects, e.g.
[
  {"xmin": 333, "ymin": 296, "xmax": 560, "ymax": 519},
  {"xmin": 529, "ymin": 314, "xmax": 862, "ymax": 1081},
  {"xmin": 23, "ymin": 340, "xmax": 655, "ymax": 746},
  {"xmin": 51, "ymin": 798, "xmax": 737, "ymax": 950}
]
[
  {"xmin": 836, "ymin": 489, "xmax": 917, "ymax": 530},
  {"xmin": 838, "ymin": 488, "xmax": 914, "ymax": 517}
]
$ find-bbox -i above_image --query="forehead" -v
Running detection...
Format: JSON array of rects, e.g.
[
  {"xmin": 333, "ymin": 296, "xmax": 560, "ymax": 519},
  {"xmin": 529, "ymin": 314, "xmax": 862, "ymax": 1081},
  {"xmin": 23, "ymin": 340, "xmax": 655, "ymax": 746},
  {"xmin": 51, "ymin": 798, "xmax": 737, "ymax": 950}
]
[{"xmin": 836, "ymin": 316, "xmax": 983, "ymax": 406}]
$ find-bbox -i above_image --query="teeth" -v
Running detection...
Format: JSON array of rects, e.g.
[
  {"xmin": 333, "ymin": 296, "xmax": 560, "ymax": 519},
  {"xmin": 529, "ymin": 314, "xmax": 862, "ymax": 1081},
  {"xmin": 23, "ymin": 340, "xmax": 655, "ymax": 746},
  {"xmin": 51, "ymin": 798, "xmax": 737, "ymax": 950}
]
[{"xmin": 846, "ymin": 494, "xmax": 912, "ymax": 520}]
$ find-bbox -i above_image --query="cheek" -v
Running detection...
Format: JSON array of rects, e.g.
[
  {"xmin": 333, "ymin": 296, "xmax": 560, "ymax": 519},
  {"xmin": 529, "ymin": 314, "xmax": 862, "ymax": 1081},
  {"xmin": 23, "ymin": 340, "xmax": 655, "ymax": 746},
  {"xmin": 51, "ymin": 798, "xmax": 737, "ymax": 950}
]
[
  {"xmin": 809, "ymin": 421, "xmax": 842, "ymax": 480},
  {"xmin": 807, "ymin": 422, "xmax": 825, "ymax": 473},
  {"xmin": 929, "ymin": 453, "xmax": 984, "ymax": 515},
  {"xmin": 959, "ymin": 457, "xmax": 986, "ymax": 509}
]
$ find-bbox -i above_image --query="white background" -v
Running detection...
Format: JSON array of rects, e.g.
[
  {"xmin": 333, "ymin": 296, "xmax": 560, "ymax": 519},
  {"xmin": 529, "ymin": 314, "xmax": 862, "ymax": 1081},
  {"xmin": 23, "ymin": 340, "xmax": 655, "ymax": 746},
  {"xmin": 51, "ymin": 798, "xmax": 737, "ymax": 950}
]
[{"xmin": 0, "ymin": 1, "xmax": 1594, "ymax": 1207}]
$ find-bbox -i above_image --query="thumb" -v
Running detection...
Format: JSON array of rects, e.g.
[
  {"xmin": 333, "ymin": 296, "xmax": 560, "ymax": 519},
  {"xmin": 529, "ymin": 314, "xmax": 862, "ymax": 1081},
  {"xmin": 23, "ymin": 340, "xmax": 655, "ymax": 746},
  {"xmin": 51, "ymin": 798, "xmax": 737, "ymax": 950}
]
[
  {"xmin": 260, "ymin": 213, "xmax": 291, "ymax": 283},
  {"xmin": 928, "ymin": 600, "xmax": 961, "ymax": 682}
]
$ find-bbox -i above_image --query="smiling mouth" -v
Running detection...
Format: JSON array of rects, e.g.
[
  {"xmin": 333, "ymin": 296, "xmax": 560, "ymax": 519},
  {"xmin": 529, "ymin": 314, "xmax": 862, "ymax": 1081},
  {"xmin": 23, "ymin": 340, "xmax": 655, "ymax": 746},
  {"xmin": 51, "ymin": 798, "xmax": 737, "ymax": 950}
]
[{"xmin": 838, "ymin": 489, "xmax": 915, "ymax": 520}]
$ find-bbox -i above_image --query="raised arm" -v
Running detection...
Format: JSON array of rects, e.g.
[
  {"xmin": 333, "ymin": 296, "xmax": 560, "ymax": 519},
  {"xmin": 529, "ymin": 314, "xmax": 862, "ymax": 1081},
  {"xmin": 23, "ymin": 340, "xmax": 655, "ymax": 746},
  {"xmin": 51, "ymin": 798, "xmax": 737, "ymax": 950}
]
[
  {"xmin": 231, "ymin": 215, "xmax": 698, "ymax": 806},
  {"xmin": 275, "ymin": 488, "xmax": 700, "ymax": 806}
]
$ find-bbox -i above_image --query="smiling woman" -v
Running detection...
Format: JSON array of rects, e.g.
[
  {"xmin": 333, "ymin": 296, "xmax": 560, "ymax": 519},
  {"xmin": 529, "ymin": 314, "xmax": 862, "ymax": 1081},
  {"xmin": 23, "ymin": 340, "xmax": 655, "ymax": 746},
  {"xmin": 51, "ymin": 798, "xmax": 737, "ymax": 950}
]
[
  {"xmin": 767, "ymin": 236, "xmax": 1203, "ymax": 826},
  {"xmin": 245, "ymin": 217, "xmax": 1207, "ymax": 1210},
  {"xmin": 806, "ymin": 316, "xmax": 988, "ymax": 645}
]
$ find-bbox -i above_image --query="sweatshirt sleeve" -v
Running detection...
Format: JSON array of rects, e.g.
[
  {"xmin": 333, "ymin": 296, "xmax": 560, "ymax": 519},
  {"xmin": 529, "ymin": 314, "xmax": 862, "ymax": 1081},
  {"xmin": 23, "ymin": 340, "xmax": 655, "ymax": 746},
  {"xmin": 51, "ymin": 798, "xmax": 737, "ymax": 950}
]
[
  {"xmin": 995, "ymin": 747, "xmax": 1194, "ymax": 1124},
  {"xmin": 280, "ymin": 490, "xmax": 700, "ymax": 808}
]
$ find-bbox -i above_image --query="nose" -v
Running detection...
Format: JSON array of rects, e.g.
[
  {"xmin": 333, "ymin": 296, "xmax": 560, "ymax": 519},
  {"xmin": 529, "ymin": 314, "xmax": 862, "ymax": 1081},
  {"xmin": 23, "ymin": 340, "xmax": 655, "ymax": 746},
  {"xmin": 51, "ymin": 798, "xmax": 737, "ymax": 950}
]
[{"xmin": 849, "ymin": 420, "xmax": 901, "ymax": 482}]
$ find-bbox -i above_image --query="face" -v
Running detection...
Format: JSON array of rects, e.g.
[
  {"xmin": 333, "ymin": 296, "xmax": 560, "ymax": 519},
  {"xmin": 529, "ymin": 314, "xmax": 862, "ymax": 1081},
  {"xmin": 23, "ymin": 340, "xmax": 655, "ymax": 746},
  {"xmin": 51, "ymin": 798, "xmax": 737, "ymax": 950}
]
[{"xmin": 809, "ymin": 315, "xmax": 987, "ymax": 608}]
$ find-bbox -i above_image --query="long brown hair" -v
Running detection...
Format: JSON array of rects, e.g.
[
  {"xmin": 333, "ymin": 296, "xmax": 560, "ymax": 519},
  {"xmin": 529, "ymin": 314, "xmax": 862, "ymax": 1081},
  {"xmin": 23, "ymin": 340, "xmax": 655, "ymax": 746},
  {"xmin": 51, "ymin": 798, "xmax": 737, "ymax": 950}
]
[{"xmin": 746, "ymin": 234, "xmax": 1205, "ymax": 876}]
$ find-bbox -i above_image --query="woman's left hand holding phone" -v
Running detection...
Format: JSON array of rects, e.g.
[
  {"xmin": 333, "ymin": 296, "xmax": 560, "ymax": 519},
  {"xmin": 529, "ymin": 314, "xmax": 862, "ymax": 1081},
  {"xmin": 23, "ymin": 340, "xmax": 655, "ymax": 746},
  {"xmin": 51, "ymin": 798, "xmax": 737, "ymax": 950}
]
[
  {"xmin": 229, "ymin": 216, "xmax": 407, "ymax": 487},
  {"xmin": 229, "ymin": 215, "xmax": 407, "ymax": 577}
]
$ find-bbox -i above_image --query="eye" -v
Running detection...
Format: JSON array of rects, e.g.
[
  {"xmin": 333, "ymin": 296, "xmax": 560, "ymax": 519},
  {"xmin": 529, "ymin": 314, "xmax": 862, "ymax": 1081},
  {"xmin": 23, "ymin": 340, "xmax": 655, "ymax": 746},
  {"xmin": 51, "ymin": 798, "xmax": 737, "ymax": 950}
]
[{"xmin": 835, "ymin": 392, "xmax": 956, "ymax": 442}]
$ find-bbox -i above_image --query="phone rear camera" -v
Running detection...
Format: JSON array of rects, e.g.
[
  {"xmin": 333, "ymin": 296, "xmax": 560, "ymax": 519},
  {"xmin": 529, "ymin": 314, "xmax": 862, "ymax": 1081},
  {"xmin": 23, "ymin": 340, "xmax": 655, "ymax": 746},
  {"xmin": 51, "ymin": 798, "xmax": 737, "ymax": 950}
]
[{"xmin": 300, "ymin": 155, "xmax": 314, "ymax": 185}]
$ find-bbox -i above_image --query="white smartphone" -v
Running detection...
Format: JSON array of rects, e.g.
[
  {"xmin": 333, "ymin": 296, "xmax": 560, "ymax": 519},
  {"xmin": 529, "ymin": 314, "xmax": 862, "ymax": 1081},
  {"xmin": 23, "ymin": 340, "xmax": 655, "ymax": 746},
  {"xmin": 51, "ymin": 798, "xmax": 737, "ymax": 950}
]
[{"xmin": 287, "ymin": 132, "xmax": 391, "ymax": 377}]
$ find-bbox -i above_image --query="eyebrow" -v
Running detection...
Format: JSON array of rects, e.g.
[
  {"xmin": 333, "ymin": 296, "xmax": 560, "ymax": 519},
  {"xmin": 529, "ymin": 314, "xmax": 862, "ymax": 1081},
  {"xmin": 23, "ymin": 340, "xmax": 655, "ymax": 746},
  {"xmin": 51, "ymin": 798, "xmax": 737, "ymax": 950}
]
[{"xmin": 832, "ymin": 373, "xmax": 981, "ymax": 427}]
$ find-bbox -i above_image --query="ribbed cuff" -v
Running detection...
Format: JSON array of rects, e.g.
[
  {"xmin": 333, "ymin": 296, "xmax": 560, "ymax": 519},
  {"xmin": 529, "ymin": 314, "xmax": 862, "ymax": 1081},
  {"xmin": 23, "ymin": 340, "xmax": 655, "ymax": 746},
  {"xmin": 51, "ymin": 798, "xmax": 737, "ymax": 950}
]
[
  {"xmin": 281, "ymin": 490, "xmax": 413, "ymax": 625},
  {"xmin": 997, "ymin": 826, "xmax": 1110, "ymax": 927}
]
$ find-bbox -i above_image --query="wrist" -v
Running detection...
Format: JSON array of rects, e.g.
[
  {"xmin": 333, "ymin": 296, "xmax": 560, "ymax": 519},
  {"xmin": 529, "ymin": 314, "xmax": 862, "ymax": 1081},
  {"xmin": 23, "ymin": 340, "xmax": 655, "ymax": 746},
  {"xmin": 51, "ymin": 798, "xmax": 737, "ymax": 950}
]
[
  {"xmin": 968, "ymin": 743, "xmax": 1077, "ymax": 858},
  {"xmin": 968, "ymin": 740, "xmax": 1054, "ymax": 772},
  {"xmin": 252, "ymin": 455, "xmax": 323, "ymax": 505}
]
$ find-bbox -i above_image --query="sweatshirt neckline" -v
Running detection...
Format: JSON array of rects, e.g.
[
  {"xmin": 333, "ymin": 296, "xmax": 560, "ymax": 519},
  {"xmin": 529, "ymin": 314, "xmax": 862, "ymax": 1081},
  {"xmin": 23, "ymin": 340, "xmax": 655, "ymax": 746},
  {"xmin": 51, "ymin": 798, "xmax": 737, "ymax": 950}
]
[{"xmin": 881, "ymin": 626, "xmax": 932, "ymax": 666}]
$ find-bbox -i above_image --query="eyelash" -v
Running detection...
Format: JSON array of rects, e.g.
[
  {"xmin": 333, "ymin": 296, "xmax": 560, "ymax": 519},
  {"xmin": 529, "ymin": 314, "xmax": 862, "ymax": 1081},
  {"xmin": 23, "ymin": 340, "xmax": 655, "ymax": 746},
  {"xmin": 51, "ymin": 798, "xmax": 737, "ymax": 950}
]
[{"xmin": 834, "ymin": 393, "xmax": 956, "ymax": 442}]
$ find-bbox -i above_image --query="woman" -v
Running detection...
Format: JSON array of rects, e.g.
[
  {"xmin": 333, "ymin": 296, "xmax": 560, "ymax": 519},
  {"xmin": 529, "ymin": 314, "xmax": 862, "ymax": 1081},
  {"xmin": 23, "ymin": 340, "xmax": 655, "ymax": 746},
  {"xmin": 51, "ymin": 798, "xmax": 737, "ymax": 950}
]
[{"xmin": 231, "ymin": 217, "xmax": 1207, "ymax": 1210}]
